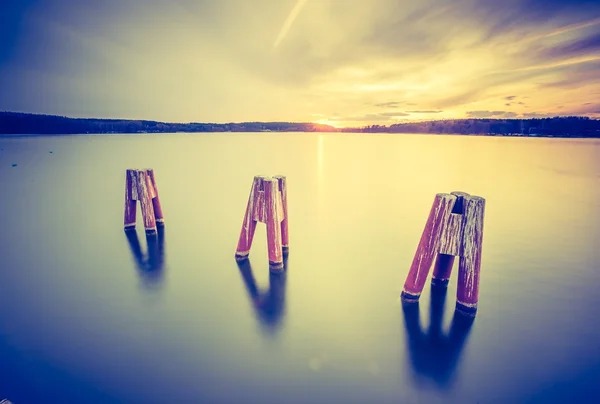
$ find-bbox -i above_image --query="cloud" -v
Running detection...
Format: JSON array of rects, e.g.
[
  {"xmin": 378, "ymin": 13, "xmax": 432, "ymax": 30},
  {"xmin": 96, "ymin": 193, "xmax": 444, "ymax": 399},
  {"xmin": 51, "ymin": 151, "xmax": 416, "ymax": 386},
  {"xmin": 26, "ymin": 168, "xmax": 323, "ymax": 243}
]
[
  {"xmin": 273, "ymin": 0, "xmax": 310, "ymax": 49},
  {"xmin": 406, "ymin": 110, "xmax": 443, "ymax": 113},
  {"xmin": 433, "ymin": 89, "xmax": 486, "ymax": 110},
  {"xmin": 466, "ymin": 110, "xmax": 519, "ymax": 118},
  {"xmin": 520, "ymin": 112, "xmax": 554, "ymax": 118},
  {"xmin": 374, "ymin": 101, "xmax": 401, "ymax": 108},
  {"xmin": 378, "ymin": 111, "xmax": 410, "ymax": 117},
  {"xmin": 568, "ymin": 102, "xmax": 600, "ymax": 114},
  {"xmin": 329, "ymin": 111, "xmax": 410, "ymax": 122},
  {"xmin": 541, "ymin": 32, "xmax": 600, "ymax": 60},
  {"xmin": 534, "ymin": 59, "xmax": 600, "ymax": 91},
  {"xmin": 1, "ymin": 0, "xmax": 600, "ymax": 123}
]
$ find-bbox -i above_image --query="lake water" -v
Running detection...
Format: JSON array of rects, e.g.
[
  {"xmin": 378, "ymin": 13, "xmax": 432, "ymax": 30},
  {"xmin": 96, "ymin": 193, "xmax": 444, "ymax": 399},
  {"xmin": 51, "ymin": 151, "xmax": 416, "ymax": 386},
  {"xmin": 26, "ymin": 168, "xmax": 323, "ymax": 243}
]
[{"xmin": 0, "ymin": 132, "xmax": 599, "ymax": 403}]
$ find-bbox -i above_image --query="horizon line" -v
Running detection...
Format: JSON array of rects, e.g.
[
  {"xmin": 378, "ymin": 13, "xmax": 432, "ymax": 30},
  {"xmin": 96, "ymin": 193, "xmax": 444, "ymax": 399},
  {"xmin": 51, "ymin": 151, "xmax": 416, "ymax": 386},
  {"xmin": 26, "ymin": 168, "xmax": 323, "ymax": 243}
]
[{"xmin": 2, "ymin": 110, "xmax": 599, "ymax": 129}]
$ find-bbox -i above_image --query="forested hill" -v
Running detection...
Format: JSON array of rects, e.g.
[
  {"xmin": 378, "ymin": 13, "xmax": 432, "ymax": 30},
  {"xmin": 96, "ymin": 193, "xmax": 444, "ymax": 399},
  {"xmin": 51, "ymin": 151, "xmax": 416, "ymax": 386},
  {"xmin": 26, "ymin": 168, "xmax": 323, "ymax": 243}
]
[
  {"xmin": 0, "ymin": 112, "xmax": 336, "ymax": 134},
  {"xmin": 1, "ymin": 111, "xmax": 599, "ymax": 137},
  {"xmin": 342, "ymin": 116, "xmax": 600, "ymax": 137}
]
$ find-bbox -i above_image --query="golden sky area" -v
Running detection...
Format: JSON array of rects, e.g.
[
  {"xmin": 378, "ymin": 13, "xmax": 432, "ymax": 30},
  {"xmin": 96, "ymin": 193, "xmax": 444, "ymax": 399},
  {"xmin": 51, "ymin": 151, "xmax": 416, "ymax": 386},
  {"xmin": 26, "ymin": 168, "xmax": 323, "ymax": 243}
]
[{"xmin": 1, "ymin": 0, "xmax": 599, "ymax": 127}]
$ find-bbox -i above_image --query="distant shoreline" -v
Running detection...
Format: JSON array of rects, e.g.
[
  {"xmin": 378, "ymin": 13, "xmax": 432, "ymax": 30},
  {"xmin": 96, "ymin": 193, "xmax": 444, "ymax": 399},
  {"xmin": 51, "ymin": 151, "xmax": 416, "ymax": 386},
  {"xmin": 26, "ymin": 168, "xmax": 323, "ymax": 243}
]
[
  {"xmin": 2, "ymin": 133, "xmax": 599, "ymax": 140},
  {"xmin": 1, "ymin": 111, "xmax": 599, "ymax": 138}
]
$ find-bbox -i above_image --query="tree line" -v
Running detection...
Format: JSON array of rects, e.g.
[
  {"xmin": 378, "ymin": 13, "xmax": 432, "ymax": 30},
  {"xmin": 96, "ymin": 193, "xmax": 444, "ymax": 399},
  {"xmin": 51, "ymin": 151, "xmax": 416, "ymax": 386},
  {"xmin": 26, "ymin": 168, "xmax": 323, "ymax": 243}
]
[
  {"xmin": 1, "ymin": 112, "xmax": 599, "ymax": 138},
  {"xmin": 341, "ymin": 116, "xmax": 600, "ymax": 137},
  {"xmin": 0, "ymin": 112, "xmax": 335, "ymax": 134}
]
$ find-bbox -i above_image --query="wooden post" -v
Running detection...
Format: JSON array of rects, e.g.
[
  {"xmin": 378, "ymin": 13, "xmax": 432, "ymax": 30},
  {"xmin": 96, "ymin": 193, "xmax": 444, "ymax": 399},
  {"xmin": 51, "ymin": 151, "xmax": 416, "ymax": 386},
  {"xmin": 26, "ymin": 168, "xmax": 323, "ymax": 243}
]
[
  {"xmin": 146, "ymin": 169, "xmax": 165, "ymax": 227},
  {"xmin": 123, "ymin": 168, "xmax": 164, "ymax": 235},
  {"xmin": 137, "ymin": 169, "xmax": 157, "ymax": 234},
  {"xmin": 124, "ymin": 169, "xmax": 137, "ymax": 230},
  {"xmin": 235, "ymin": 175, "xmax": 288, "ymax": 273},
  {"xmin": 431, "ymin": 254, "xmax": 455, "ymax": 287},
  {"xmin": 401, "ymin": 193, "xmax": 457, "ymax": 301},
  {"xmin": 456, "ymin": 196, "xmax": 485, "ymax": 315},
  {"xmin": 265, "ymin": 178, "xmax": 284, "ymax": 271},
  {"xmin": 274, "ymin": 175, "xmax": 289, "ymax": 255},
  {"xmin": 401, "ymin": 191, "xmax": 486, "ymax": 316},
  {"xmin": 235, "ymin": 176, "xmax": 263, "ymax": 261}
]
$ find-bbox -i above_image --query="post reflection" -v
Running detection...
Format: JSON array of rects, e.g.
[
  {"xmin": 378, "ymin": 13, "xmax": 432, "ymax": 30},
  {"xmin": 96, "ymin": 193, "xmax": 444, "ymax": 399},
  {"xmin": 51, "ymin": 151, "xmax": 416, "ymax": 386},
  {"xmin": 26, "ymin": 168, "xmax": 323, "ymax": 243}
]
[
  {"xmin": 401, "ymin": 284, "xmax": 474, "ymax": 389},
  {"xmin": 236, "ymin": 258, "xmax": 288, "ymax": 335},
  {"xmin": 125, "ymin": 227, "xmax": 166, "ymax": 289}
]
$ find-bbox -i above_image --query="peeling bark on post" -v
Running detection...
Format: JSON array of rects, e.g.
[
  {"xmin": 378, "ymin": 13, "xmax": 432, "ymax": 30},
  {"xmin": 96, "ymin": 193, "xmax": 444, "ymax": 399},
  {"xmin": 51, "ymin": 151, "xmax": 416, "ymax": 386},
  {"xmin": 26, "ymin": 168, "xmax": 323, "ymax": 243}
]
[
  {"xmin": 438, "ymin": 213, "xmax": 463, "ymax": 256},
  {"xmin": 124, "ymin": 169, "xmax": 137, "ymax": 230},
  {"xmin": 235, "ymin": 176, "xmax": 261, "ymax": 261},
  {"xmin": 401, "ymin": 193, "xmax": 457, "ymax": 301},
  {"xmin": 136, "ymin": 169, "xmax": 157, "ymax": 235},
  {"xmin": 251, "ymin": 176, "xmax": 268, "ymax": 223},
  {"xmin": 433, "ymin": 213, "xmax": 462, "ymax": 285},
  {"xmin": 146, "ymin": 169, "xmax": 165, "ymax": 227},
  {"xmin": 265, "ymin": 178, "xmax": 284, "ymax": 272},
  {"xmin": 456, "ymin": 196, "xmax": 485, "ymax": 315},
  {"xmin": 274, "ymin": 175, "xmax": 289, "ymax": 255},
  {"xmin": 432, "ymin": 192, "xmax": 469, "ymax": 286}
]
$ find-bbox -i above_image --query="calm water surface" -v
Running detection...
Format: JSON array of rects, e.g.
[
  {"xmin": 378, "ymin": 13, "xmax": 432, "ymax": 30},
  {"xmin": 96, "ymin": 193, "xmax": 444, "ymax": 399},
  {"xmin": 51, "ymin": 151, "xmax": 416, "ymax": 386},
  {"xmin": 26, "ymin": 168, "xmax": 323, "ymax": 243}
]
[{"xmin": 0, "ymin": 133, "xmax": 599, "ymax": 403}]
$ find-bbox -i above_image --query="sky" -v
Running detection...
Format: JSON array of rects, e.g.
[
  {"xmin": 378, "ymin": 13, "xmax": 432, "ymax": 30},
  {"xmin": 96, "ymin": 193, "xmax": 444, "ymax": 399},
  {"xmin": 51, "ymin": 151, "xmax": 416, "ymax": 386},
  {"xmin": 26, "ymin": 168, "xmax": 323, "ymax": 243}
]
[{"xmin": 1, "ymin": 0, "xmax": 600, "ymax": 127}]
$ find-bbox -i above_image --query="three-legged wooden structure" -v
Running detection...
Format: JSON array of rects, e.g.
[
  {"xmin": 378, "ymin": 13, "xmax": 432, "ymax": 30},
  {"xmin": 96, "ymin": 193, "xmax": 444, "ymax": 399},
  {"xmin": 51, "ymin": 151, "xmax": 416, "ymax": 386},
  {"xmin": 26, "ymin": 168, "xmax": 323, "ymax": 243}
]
[
  {"xmin": 235, "ymin": 175, "xmax": 289, "ymax": 272},
  {"xmin": 401, "ymin": 191, "xmax": 485, "ymax": 315},
  {"xmin": 124, "ymin": 169, "xmax": 165, "ymax": 235}
]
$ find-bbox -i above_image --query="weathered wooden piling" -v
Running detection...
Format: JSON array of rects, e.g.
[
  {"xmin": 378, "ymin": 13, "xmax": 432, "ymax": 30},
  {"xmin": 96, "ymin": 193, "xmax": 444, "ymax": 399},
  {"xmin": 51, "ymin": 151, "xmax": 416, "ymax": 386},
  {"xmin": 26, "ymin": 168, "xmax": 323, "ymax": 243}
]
[
  {"xmin": 455, "ymin": 196, "xmax": 485, "ymax": 314},
  {"xmin": 235, "ymin": 176, "xmax": 263, "ymax": 262},
  {"xmin": 146, "ymin": 169, "xmax": 165, "ymax": 227},
  {"xmin": 124, "ymin": 169, "xmax": 138, "ymax": 229},
  {"xmin": 274, "ymin": 175, "xmax": 289, "ymax": 255},
  {"xmin": 123, "ymin": 169, "xmax": 165, "ymax": 235},
  {"xmin": 401, "ymin": 191, "xmax": 485, "ymax": 315},
  {"xmin": 401, "ymin": 193, "xmax": 457, "ymax": 301},
  {"xmin": 235, "ymin": 175, "xmax": 289, "ymax": 272}
]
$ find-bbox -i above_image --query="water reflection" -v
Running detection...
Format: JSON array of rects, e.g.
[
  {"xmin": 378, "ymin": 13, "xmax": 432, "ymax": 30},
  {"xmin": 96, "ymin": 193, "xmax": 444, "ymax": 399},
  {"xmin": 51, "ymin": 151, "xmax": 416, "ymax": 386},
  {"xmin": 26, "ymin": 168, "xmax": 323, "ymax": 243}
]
[
  {"xmin": 236, "ymin": 258, "xmax": 288, "ymax": 335},
  {"xmin": 402, "ymin": 284, "xmax": 474, "ymax": 389},
  {"xmin": 125, "ymin": 227, "xmax": 166, "ymax": 289}
]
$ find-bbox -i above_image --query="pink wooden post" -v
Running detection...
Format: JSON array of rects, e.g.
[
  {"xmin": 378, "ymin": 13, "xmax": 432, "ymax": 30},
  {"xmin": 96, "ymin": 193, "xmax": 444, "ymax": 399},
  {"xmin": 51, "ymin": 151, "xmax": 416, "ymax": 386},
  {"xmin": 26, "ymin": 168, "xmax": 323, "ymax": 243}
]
[
  {"xmin": 456, "ymin": 196, "xmax": 485, "ymax": 315},
  {"xmin": 235, "ymin": 175, "xmax": 288, "ymax": 272},
  {"xmin": 136, "ymin": 169, "xmax": 157, "ymax": 234},
  {"xmin": 123, "ymin": 168, "xmax": 164, "ymax": 235},
  {"xmin": 401, "ymin": 193, "xmax": 457, "ymax": 301},
  {"xmin": 274, "ymin": 175, "xmax": 289, "ymax": 255},
  {"xmin": 124, "ymin": 169, "xmax": 137, "ymax": 230},
  {"xmin": 265, "ymin": 178, "xmax": 284, "ymax": 271},
  {"xmin": 431, "ymin": 254, "xmax": 455, "ymax": 287},
  {"xmin": 235, "ymin": 176, "xmax": 263, "ymax": 261},
  {"xmin": 146, "ymin": 169, "xmax": 165, "ymax": 227}
]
